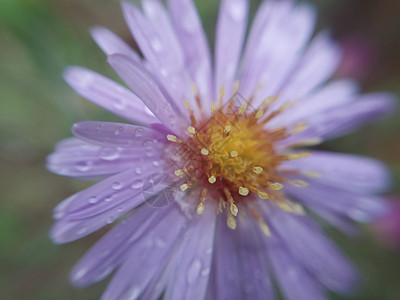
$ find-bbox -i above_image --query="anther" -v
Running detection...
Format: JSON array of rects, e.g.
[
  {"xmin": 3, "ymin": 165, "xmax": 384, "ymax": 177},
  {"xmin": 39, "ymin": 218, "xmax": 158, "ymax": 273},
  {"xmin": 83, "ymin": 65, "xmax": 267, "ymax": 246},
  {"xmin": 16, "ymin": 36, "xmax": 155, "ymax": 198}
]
[
  {"xmin": 208, "ymin": 176, "xmax": 216, "ymax": 184},
  {"xmin": 180, "ymin": 183, "xmax": 190, "ymax": 191},
  {"xmin": 233, "ymin": 80, "xmax": 240, "ymax": 93},
  {"xmin": 188, "ymin": 126, "xmax": 196, "ymax": 134},
  {"xmin": 174, "ymin": 169, "xmax": 184, "ymax": 176},
  {"xmin": 230, "ymin": 203, "xmax": 239, "ymax": 216},
  {"xmin": 196, "ymin": 202, "xmax": 205, "ymax": 215},
  {"xmin": 201, "ymin": 148, "xmax": 209, "ymax": 155},
  {"xmin": 268, "ymin": 182, "xmax": 283, "ymax": 190},
  {"xmin": 253, "ymin": 166, "xmax": 263, "ymax": 174},
  {"xmin": 167, "ymin": 134, "xmax": 177, "ymax": 142},
  {"xmin": 231, "ymin": 151, "xmax": 238, "ymax": 158},
  {"xmin": 239, "ymin": 186, "xmax": 249, "ymax": 196}
]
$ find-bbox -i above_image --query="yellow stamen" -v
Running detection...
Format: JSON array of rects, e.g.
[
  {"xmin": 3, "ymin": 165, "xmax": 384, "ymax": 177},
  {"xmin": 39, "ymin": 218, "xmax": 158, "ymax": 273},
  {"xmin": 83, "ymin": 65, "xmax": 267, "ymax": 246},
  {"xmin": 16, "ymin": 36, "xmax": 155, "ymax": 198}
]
[
  {"xmin": 224, "ymin": 125, "xmax": 232, "ymax": 134},
  {"xmin": 255, "ymin": 110, "xmax": 264, "ymax": 119},
  {"xmin": 227, "ymin": 214, "xmax": 237, "ymax": 230},
  {"xmin": 253, "ymin": 166, "xmax": 263, "ymax": 174},
  {"xmin": 174, "ymin": 169, "xmax": 184, "ymax": 176},
  {"xmin": 230, "ymin": 150, "xmax": 238, "ymax": 158},
  {"xmin": 233, "ymin": 80, "xmax": 240, "ymax": 93},
  {"xmin": 289, "ymin": 180, "xmax": 309, "ymax": 187},
  {"xmin": 183, "ymin": 98, "xmax": 190, "ymax": 111},
  {"xmin": 167, "ymin": 134, "xmax": 177, "ymax": 142},
  {"xmin": 201, "ymin": 148, "xmax": 209, "ymax": 155},
  {"xmin": 230, "ymin": 203, "xmax": 239, "ymax": 216},
  {"xmin": 188, "ymin": 126, "xmax": 196, "ymax": 134},
  {"xmin": 291, "ymin": 121, "xmax": 308, "ymax": 134},
  {"xmin": 259, "ymin": 221, "xmax": 271, "ymax": 237},
  {"xmin": 239, "ymin": 103, "xmax": 247, "ymax": 114},
  {"xmin": 287, "ymin": 152, "xmax": 311, "ymax": 160},
  {"xmin": 208, "ymin": 176, "xmax": 216, "ymax": 184},
  {"xmin": 257, "ymin": 191, "xmax": 269, "ymax": 199},
  {"xmin": 268, "ymin": 182, "xmax": 283, "ymax": 190},
  {"xmin": 304, "ymin": 171, "xmax": 321, "ymax": 178},
  {"xmin": 239, "ymin": 186, "xmax": 249, "ymax": 196},
  {"xmin": 211, "ymin": 102, "xmax": 216, "ymax": 113},
  {"xmin": 196, "ymin": 202, "xmax": 205, "ymax": 214},
  {"xmin": 180, "ymin": 183, "xmax": 189, "ymax": 191}
]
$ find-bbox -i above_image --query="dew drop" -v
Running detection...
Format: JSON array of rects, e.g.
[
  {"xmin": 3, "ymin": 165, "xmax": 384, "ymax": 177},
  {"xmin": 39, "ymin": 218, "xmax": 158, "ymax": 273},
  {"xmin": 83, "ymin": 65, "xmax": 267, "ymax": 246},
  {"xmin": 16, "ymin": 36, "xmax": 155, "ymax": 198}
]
[
  {"xmin": 201, "ymin": 268, "xmax": 210, "ymax": 277},
  {"xmin": 131, "ymin": 180, "xmax": 143, "ymax": 189},
  {"xmin": 187, "ymin": 259, "xmax": 202, "ymax": 284},
  {"xmin": 88, "ymin": 196, "xmax": 98, "ymax": 204},
  {"xmin": 113, "ymin": 98, "xmax": 127, "ymax": 110},
  {"xmin": 229, "ymin": 2, "xmax": 246, "ymax": 21},
  {"xmin": 77, "ymin": 227, "xmax": 87, "ymax": 235},
  {"xmin": 75, "ymin": 161, "xmax": 91, "ymax": 172},
  {"xmin": 205, "ymin": 247, "xmax": 212, "ymax": 255},
  {"xmin": 106, "ymin": 216, "xmax": 115, "ymax": 224},
  {"xmin": 112, "ymin": 182, "xmax": 123, "ymax": 190},
  {"xmin": 134, "ymin": 128, "xmax": 144, "ymax": 137},
  {"xmin": 154, "ymin": 237, "xmax": 167, "ymax": 248},
  {"xmin": 152, "ymin": 160, "xmax": 160, "ymax": 166},
  {"xmin": 151, "ymin": 38, "xmax": 163, "ymax": 52},
  {"xmin": 99, "ymin": 148, "xmax": 120, "ymax": 161},
  {"xmin": 135, "ymin": 167, "xmax": 142, "ymax": 175},
  {"xmin": 114, "ymin": 127, "xmax": 123, "ymax": 136},
  {"xmin": 104, "ymin": 196, "xmax": 113, "ymax": 202}
]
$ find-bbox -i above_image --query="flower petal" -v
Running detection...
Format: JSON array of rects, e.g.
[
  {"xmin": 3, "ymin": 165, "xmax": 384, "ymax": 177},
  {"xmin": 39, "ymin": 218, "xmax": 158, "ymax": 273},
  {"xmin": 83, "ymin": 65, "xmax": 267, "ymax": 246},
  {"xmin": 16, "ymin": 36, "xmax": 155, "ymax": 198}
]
[
  {"xmin": 122, "ymin": 1, "xmax": 194, "ymax": 110},
  {"xmin": 214, "ymin": 0, "xmax": 248, "ymax": 102},
  {"xmin": 266, "ymin": 205, "xmax": 357, "ymax": 293},
  {"xmin": 285, "ymin": 182, "xmax": 389, "ymax": 223},
  {"xmin": 71, "ymin": 121, "xmax": 165, "ymax": 148},
  {"xmin": 47, "ymin": 138, "xmax": 161, "ymax": 180},
  {"xmin": 163, "ymin": 202, "xmax": 216, "ymax": 300},
  {"xmin": 278, "ymin": 31, "xmax": 342, "ymax": 102},
  {"xmin": 63, "ymin": 67, "xmax": 157, "ymax": 125},
  {"xmin": 51, "ymin": 169, "xmax": 171, "ymax": 243},
  {"xmin": 100, "ymin": 203, "xmax": 188, "ymax": 300},
  {"xmin": 90, "ymin": 26, "xmax": 141, "ymax": 61},
  {"xmin": 280, "ymin": 151, "xmax": 391, "ymax": 193},
  {"xmin": 108, "ymin": 53, "xmax": 186, "ymax": 133},
  {"xmin": 70, "ymin": 204, "xmax": 168, "ymax": 287},
  {"xmin": 241, "ymin": 1, "xmax": 316, "ymax": 102},
  {"xmin": 266, "ymin": 234, "xmax": 327, "ymax": 300},
  {"xmin": 294, "ymin": 92, "xmax": 396, "ymax": 140},
  {"xmin": 167, "ymin": 0, "xmax": 213, "ymax": 103}
]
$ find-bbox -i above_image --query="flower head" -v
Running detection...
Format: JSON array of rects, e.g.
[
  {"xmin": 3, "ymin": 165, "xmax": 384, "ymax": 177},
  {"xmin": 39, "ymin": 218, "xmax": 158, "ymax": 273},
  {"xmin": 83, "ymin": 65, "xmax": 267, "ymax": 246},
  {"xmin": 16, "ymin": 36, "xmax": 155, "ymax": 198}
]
[{"xmin": 47, "ymin": 0, "xmax": 395, "ymax": 299}]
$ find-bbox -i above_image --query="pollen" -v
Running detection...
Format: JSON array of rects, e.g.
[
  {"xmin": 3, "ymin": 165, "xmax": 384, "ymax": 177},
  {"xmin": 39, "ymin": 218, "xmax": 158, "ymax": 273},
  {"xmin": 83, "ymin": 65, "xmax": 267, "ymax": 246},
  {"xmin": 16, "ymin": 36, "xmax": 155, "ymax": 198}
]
[{"xmin": 165, "ymin": 93, "xmax": 313, "ymax": 230}]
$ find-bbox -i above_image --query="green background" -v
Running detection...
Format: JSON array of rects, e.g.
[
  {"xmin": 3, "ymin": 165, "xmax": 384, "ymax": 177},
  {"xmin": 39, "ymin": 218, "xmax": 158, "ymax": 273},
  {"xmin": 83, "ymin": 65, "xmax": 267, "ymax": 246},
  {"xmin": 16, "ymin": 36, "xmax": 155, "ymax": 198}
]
[{"xmin": 0, "ymin": 0, "xmax": 399, "ymax": 299}]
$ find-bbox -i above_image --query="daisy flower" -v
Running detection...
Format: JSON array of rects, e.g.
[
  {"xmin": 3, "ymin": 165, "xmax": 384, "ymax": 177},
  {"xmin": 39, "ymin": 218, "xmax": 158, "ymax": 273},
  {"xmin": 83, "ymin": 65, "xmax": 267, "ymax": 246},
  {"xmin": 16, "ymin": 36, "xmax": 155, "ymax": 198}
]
[{"xmin": 47, "ymin": 0, "xmax": 396, "ymax": 299}]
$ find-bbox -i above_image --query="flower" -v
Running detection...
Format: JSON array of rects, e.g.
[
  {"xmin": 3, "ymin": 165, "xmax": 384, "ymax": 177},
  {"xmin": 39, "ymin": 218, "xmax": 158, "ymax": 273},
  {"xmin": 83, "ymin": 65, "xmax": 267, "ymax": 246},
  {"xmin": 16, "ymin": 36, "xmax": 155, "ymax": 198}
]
[{"xmin": 47, "ymin": 0, "xmax": 396, "ymax": 299}]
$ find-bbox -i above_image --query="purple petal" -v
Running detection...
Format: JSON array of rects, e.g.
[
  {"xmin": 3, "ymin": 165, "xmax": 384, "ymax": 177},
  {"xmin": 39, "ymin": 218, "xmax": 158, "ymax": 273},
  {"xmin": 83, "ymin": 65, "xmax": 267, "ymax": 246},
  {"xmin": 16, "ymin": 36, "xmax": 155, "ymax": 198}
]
[
  {"xmin": 284, "ymin": 182, "xmax": 389, "ymax": 223},
  {"xmin": 121, "ymin": 2, "xmax": 194, "ymax": 111},
  {"xmin": 108, "ymin": 53, "xmax": 187, "ymax": 133},
  {"xmin": 209, "ymin": 214, "xmax": 242, "ymax": 300},
  {"xmin": 266, "ymin": 205, "xmax": 357, "ymax": 293},
  {"xmin": 242, "ymin": 2, "xmax": 316, "ymax": 102},
  {"xmin": 90, "ymin": 26, "xmax": 141, "ymax": 61},
  {"xmin": 167, "ymin": 0, "xmax": 213, "ymax": 103},
  {"xmin": 70, "ymin": 204, "xmax": 167, "ymax": 287},
  {"xmin": 71, "ymin": 121, "xmax": 165, "ymax": 148},
  {"xmin": 63, "ymin": 67, "xmax": 157, "ymax": 125},
  {"xmin": 163, "ymin": 202, "xmax": 216, "ymax": 300},
  {"xmin": 277, "ymin": 31, "xmax": 342, "ymax": 105},
  {"xmin": 47, "ymin": 138, "xmax": 162, "ymax": 179},
  {"xmin": 50, "ymin": 169, "xmax": 171, "ymax": 243},
  {"xmin": 214, "ymin": 0, "xmax": 248, "ymax": 102},
  {"xmin": 280, "ymin": 151, "xmax": 391, "ymax": 193},
  {"xmin": 271, "ymin": 79, "xmax": 358, "ymax": 128},
  {"xmin": 295, "ymin": 92, "xmax": 396, "ymax": 140},
  {"xmin": 266, "ymin": 233, "xmax": 327, "ymax": 300},
  {"xmin": 100, "ymin": 204, "xmax": 188, "ymax": 300}
]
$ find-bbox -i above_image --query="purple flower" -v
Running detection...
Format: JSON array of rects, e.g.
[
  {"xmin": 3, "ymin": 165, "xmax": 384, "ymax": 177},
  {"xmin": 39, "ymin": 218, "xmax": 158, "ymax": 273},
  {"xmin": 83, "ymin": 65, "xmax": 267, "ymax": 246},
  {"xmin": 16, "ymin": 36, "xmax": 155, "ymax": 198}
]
[{"xmin": 47, "ymin": 0, "xmax": 396, "ymax": 299}]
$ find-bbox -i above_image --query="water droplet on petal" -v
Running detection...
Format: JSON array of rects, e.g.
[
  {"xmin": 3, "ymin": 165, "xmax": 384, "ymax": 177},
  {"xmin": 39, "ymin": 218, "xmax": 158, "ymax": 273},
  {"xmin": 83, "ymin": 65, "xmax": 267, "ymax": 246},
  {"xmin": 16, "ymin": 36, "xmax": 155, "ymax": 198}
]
[
  {"xmin": 88, "ymin": 196, "xmax": 98, "ymax": 204},
  {"xmin": 104, "ymin": 196, "xmax": 113, "ymax": 202},
  {"xmin": 152, "ymin": 161, "xmax": 160, "ymax": 166},
  {"xmin": 135, "ymin": 167, "xmax": 142, "ymax": 175},
  {"xmin": 114, "ymin": 127, "xmax": 123, "ymax": 136},
  {"xmin": 131, "ymin": 180, "xmax": 143, "ymax": 189},
  {"xmin": 112, "ymin": 182, "xmax": 123, "ymax": 190},
  {"xmin": 135, "ymin": 128, "xmax": 144, "ymax": 137},
  {"xmin": 106, "ymin": 216, "xmax": 115, "ymax": 224},
  {"xmin": 77, "ymin": 227, "xmax": 87, "ymax": 235},
  {"xmin": 151, "ymin": 38, "xmax": 163, "ymax": 52},
  {"xmin": 201, "ymin": 268, "xmax": 210, "ymax": 277},
  {"xmin": 99, "ymin": 148, "xmax": 120, "ymax": 161},
  {"xmin": 75, "ymin": 161, "xmax": 91, "ymax": 172},
  {"xmin": 113, "ymin": 98, "xmax": 127, "ymax": 110},
  {"xmin": 187, "ymin": 259, "xmax": 202, "ymax": 284}
]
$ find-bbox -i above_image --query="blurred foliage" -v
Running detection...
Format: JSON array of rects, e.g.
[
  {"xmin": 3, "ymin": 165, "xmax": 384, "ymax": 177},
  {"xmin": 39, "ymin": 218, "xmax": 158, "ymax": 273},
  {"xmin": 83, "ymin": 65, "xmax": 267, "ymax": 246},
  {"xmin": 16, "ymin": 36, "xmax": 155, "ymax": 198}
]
[{"xmin": 0, "ymin": 0, "xmax": 399, "ymax": 299}]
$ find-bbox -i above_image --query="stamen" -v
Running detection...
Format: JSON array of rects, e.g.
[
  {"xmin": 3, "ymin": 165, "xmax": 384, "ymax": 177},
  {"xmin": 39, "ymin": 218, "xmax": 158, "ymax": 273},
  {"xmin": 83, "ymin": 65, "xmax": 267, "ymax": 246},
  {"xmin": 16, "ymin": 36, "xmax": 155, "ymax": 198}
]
[
  {"xmin": 208, "ymin": 176, "xmax": 216, "ymax": 184},
  {"xmin": 196, "ymin": 203, "xmax": 205, "ymax": 214},
  {"xmin": 211, "ymin": 102, "xmax": 216, "ymax": 113},
  {"xmin": 233, "ymin": 80, "xmax": 240, "ymax": 93},
  {"xmin": 224, "ymin": 125, "xmax": 232, "ymax": 134},
  {"xmin": 268, "ymin": 182, "xmax": 284, "ymax": 190},
  {"xmin": 257, "ymin": 191, "xmax": 269, "ymax": 199},
  {"xmin": 188, "ymin": 126, "xmax": 196, "ymax": 134},
  {"xmin": 180, "ymin": 183, "xmax": 190, "ymax": 191},
  {"xmin": 291, "ymin": 121, "xmax": 308, "ymax": 134},
  {"xmin": 227, "ymin": 214, "xmax": 237, "ymax": 230},
  {"xmin": 304, "ymin": 171, "xmax": 321, "ymax": 178},
  {"xmin": 255, "ymin": 110, "xmax": 264, "ymax": 119},
  {"xmin": 174, "ymin": 169, "xmax": 184, "ymax": 176},
  {"xmin": 230, "ymin": 150, "xmax": 238, "ymax": 158},
  {"xmin": 230, "ymin": 203, "xmax": 239, "ymax": 216},
  {"xmin": 287, "ymin": 152, "xmax": 311, "ymax": 160},
  {"xmin": 248, "ymin": 206, "xmax": 271, "ymax": 237},
  {"xmin": 239, "ymin": 186, "xmax": 249, "ymax": 196},
  {"xmin": 167, "ymin": 134, "xmax": 177, "ymax": 142},
  {"xmin": 183, "ymin": 98, "xmax": 191, "ymax": 111},
  {"xmin": 253, "ymin": 166, "xmax": 263, "ymax": 174},
  {"xmin": 219, "ymin": 86, "xmax": 225, "ymax": 106},
  {"xmin": 289, "ymin": 179, "xmax": 309, "ymax": 187},
  {"xmin": 201, "ymin": 148, "xmax": 209, "ymax": 155},
  {"xmin": 239, "ymin": 103, "xmax": 247, "ymax": 114}
]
